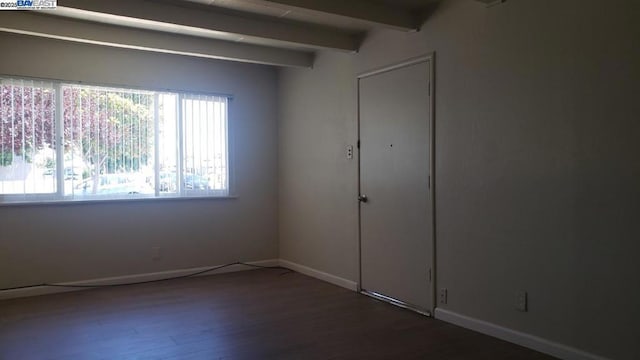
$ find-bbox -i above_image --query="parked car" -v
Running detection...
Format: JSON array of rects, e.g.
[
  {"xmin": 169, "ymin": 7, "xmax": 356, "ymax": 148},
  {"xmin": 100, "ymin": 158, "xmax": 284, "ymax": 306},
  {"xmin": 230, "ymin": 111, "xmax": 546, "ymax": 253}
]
[
  {"xmin": 64, "ymin": 167, "xmax": 81, "ymax": 180},
  {"xmin": 184, "ymin": 174, "xmax": 210, "ymax": 190},
  {"xmin": 159, "ymin": 172, "xmax": 177, "ymax": 192},
  {"xmin": 75, "ymin": 174, "xmax": 153, "ymax": 195},
  {"xmin": 43, "ymin": 167, "xmax": 81, "ymax": 179}
]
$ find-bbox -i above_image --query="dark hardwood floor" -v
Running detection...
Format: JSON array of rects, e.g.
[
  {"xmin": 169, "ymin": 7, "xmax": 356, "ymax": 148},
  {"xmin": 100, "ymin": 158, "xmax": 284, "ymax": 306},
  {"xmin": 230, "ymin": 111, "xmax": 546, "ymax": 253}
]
[{"xmin": 0, "ymin": 269, "xmax": 555, "ymax": 360}]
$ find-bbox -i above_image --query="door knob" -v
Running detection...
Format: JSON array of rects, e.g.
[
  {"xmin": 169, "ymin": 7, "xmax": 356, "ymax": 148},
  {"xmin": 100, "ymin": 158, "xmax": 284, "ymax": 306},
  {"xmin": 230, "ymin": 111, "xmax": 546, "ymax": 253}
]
[{"xmin": 358, "ymin": 194, "xmax": 368, "ymax": 203}]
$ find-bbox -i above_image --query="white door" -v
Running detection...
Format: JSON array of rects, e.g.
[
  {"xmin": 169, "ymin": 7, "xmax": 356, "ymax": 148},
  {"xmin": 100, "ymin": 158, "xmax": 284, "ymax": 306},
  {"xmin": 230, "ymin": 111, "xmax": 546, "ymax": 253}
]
[{"xmin": 359, "ymin": 58, "xmax": 433, "ymax": 313}]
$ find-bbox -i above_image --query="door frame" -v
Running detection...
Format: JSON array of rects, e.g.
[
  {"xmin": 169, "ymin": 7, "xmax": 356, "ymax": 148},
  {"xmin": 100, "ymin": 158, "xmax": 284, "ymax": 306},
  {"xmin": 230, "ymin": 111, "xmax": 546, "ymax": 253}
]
[{"xmin": 356, "ymin": 53, "xmax": 436, "ymax": 315}]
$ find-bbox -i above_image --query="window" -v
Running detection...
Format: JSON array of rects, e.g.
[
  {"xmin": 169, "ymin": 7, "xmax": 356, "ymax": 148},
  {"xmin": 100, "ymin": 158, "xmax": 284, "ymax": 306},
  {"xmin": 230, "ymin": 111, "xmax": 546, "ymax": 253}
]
[{"xmin": 0, "ymin": 77, "xmax": 229, "ymax": 203}]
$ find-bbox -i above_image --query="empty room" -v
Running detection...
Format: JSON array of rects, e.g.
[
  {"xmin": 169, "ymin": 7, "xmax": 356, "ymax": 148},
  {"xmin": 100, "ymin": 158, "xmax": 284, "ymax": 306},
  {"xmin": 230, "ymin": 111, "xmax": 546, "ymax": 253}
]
[{"xmin": 0, "ymin": 0, "xmax": 638, "ymax": 359}]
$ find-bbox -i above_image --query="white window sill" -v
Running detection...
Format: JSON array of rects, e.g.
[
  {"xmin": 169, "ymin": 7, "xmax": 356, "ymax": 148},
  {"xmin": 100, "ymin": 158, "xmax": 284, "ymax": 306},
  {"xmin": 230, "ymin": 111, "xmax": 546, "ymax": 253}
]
[{"xmin": 0, "ymin": 195, "xmax": 238, "ymax": 208}]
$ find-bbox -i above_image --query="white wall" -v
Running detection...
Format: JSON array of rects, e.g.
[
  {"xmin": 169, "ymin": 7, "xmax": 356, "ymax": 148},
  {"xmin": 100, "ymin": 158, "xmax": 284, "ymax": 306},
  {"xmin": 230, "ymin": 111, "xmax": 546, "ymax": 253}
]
[
  {"xmin": 278, "ymin": 1, "xmax": 640, "ymax": 359},
  {"xmin": 278, "ymin": 52, "xmax": 358, "ymax": 281},
  {"xmin": 0, "ymin": 33, "xmax": 279, "ymax": 287}
]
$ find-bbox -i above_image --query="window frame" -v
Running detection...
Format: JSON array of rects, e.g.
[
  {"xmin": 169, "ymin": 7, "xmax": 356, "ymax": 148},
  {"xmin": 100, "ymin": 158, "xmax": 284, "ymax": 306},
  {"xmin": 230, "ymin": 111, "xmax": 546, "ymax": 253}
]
[{"xmin": 0, "ymin": 76, "xmax": 234, "ymax": 205}]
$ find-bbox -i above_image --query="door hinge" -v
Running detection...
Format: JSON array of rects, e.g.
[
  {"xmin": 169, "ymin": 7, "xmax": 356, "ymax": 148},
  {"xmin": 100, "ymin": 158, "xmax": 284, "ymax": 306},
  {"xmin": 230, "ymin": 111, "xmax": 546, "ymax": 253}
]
[{"xmin": 357, "ymin": 140, "xmax": 360, "ymax": 149}]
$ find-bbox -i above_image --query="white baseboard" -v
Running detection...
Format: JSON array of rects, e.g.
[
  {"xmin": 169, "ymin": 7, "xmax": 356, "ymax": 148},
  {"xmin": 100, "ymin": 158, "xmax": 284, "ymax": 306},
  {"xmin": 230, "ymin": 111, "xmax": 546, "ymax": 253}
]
[
  {"xmin": 278, "ymin": 259, "xmax": 358, "ymax": 291},
  {"xmin": 434, "ymin": 308, "xmax": 609, "ymax": 360},
  {"xmin": 0, "ymin": 259, "xmax": 280, "ymax": 301}
]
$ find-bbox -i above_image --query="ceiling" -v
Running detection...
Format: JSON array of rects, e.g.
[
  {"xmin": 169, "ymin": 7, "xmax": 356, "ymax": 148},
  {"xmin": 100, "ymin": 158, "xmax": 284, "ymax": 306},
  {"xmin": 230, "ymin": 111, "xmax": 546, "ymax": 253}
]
[{"xmin": 0, "ymin": 0, "xmax": 442, "ymax": 68}]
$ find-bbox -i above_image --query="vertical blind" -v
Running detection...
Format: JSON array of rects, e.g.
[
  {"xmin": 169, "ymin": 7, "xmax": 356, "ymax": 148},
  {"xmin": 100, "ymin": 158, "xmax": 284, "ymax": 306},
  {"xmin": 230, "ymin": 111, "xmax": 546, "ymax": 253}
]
[{"xmin": 0, "ymin": 79, "xmax": 56, "ymax": 195}]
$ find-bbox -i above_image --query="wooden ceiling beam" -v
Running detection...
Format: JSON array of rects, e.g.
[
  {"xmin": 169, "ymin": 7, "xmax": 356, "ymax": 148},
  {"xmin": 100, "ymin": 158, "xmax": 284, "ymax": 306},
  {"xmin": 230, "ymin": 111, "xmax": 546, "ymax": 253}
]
[
  {"xmin": 55, "ymin": 0, "xmax": 360, "ymax": 51},
  {"xmin": 0, "ymin": 12, "xmax": 315, "ymax": 68}
]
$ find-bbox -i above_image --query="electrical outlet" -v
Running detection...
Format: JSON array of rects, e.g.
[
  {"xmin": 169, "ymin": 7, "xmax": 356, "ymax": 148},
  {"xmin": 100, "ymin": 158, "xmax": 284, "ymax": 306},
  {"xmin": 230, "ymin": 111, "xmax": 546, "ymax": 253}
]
[
  {"xmin": 152, "ymin": 246, "xmax": 161, "ymax": 260},
  {"xmin": 440, "ymin": 288, "xmax": 448, "ymax": 304},
  {"xmin": 516, "ymin": 290, "xmax": 528, "ymax": 312},
  {"xmin": 346, "ymin": 145, "xmax": 354, "ymax": 159}
]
